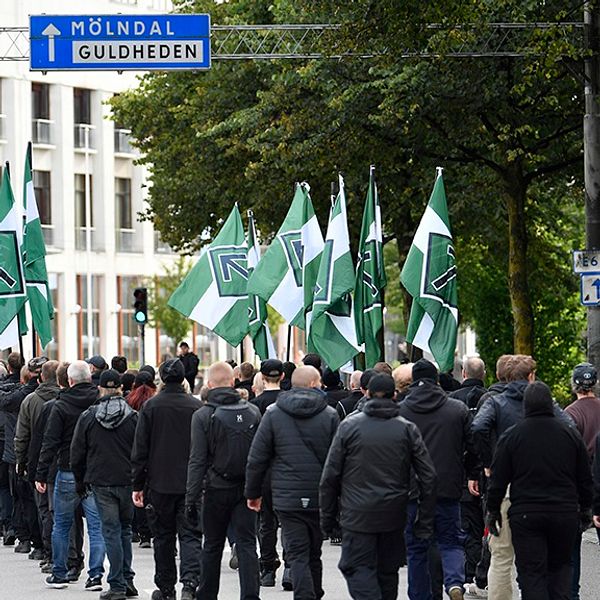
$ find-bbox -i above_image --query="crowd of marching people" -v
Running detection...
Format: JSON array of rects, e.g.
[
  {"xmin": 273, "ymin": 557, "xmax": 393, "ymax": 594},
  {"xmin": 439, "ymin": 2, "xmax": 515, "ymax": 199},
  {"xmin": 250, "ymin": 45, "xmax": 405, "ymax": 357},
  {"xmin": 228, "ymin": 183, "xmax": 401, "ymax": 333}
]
[{"xmin": 0, "ymin": 345, "xmax": 599, "ymax": 600}]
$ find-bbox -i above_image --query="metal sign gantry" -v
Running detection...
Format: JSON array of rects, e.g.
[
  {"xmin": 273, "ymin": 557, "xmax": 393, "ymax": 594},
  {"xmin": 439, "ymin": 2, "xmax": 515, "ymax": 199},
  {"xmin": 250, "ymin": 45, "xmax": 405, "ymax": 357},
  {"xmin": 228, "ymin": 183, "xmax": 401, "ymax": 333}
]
[{"xmin": 0, "ymin": 22, "xmax": 584, "ymax": 61}]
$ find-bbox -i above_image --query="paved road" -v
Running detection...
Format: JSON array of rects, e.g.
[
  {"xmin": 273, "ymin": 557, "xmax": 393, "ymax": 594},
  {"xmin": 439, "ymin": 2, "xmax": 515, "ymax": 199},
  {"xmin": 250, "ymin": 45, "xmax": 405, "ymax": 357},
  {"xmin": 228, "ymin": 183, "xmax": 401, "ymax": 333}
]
[{"xmin": 0, "ymin": 532, "xmax": 597, "ymax": 599}]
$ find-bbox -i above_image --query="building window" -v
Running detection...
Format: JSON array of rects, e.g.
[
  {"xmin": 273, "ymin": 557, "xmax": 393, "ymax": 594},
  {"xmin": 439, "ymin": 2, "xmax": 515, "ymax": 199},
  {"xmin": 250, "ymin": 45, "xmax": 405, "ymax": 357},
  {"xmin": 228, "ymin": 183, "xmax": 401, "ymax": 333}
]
[
  {"xmin": 74, "ymin": 174, "xmax": 98, "ymax": 250},
  {"xmin": 73, "ymin": 88, "xmax": 91, "ymax": 124},
  {"xmin": 43, "ymin": 273, "xmax": 60, "ymax": 360},
  {"xmin": 0, "ymin": 78, "xmax": 5, "ymax": 140},
  {"xmin": 34, "ymin": 170, "xmax": 53, "ymax": 246},
  {"xmin": 115, "ymin": 178, "xmax": 132, "ymax": 230},
  {"xmin": 77, "ymin": 274, "xmax": 102, "ymax": 359},
  {"xmin": 32, "ymin": 82, "xmax": 52, "ymax": 144},
  {"xmin": 117, "ymin": 276, "xmax": 141, "ymax": 365}
]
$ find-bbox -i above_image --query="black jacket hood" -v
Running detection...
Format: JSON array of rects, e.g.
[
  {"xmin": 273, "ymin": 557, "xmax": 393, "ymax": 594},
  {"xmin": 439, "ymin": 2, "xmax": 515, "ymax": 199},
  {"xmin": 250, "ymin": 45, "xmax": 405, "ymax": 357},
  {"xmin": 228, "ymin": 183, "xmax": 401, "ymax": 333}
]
[
  {"xmin": 403, "ymin": 379, "xmax": 447, "ymax": 413},
  {"xmin": 503, "ymin": 380, "xmax": 529, "ymax": 403},
  {"xmin": 362, "ymin": 398, "xmax": 401, "ymax": 419},
  {"xmin": 207, "ymin": 387, "xmax": 241, "ymax": 406},
  {"xmin": 36, "ymin": 381, "xmax": 60, "ymax": 401},
  {"xmin": 277, "ymin": 387, "xmax": 328, "ymax": 418},
  {"xmin": 95, "ymin": 395, "xmax": 134, "ymax": 430},
  {"xmin": 60, "ymin": 382, "xmax": 98, "ymax": 409}
]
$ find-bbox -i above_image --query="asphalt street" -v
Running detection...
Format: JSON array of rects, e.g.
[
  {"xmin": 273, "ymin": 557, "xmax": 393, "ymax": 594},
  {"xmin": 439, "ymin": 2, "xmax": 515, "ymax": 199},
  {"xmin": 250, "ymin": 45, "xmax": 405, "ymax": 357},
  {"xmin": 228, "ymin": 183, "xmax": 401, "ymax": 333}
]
[{"xmin": 0, "ymin": 531, "xmax": 597, "ymax": 599}]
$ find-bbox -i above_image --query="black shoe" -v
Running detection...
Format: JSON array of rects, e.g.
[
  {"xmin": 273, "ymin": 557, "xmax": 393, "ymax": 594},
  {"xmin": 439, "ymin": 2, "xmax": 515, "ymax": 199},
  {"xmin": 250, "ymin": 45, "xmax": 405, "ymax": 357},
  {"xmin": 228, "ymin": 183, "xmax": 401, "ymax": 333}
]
[
  {"xmin": 181, "ymin": 586, "xmax": 195, "ymax": 600},
  {"xmin": 41, "ymin": 562, "xmax": 53, "ymax": 574},
  {"xmin": 3, "ymin": 531, "xmax": 16, "ymax": 545},
  {"xmin": 151, "ymin": 590, "xmax": 176, "ymax": 600},
  {"xmin": 329, "ymin": 536, "xmax": 342, "ymax": 545},
  {"xmin": 99, "ymin": 591, "xmax": 126, "ymax": 600},
  {"xmin": 29, "ymin": 548, "xmax": 45, "ymax": 560},
  {"xmin": 85, "ymin": 577, "xmax": 103, "ymax": 591},
  {"xmin": 131, "ymin": 533, "xmax": 140, "ymax": 543},
  {"xmin": 14, "ymin": 540, "xmax": 31, "ymax": 553},
  {"xmin": 139, "ymin": 539, "xmax": 151, "ymax": 549},
  {"xmin": 67, "ymin": 567, "xmax": 83, "ymax": 582},
  {"xmin": 260, "ymin": 570, "xmax": 276, "ymax": 587},
  {"xmin": 45, "ymin": 575, "xmax": 69, "ymax": 589},
  {"xmin": 125, "ymin": 581, "xmax": 139, "ymax": 597},
  {"xmin": 282, "ymin": 567, "xmax": 293, "ymax": 591}
]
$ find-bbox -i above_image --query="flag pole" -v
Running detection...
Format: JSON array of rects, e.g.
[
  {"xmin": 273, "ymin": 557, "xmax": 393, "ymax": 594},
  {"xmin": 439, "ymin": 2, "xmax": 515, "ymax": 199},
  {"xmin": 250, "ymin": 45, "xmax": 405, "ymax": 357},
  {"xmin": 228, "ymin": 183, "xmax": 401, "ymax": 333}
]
[
  {"xmin": 286, "ymin": 325, "xmax": 292, "ymax": 362},
  {"xmin": 28, "ymin": 142, "xmax": 38, "ymax": 357}
]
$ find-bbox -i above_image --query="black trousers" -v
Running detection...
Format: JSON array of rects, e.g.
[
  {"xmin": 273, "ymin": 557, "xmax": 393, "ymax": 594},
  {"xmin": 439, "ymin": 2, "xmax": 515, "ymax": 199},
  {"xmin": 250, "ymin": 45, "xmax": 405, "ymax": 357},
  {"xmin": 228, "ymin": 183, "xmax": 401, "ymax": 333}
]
[
  {"xmin": 34, "ymin": 488, "xmax": 53, "ymax": 557},
  {"xmin": 510, "ymin": 511, "xmax": 578, "ymax": 600},
  {"xmin": 8, "ymin": 467, "xmax": 41, "ymax": 547},
  {"xmin": 68, "ymin": 503, "xmax": 85, "ymax": 570},
  {"xmin": 259, "ymin": 488, "xmax": 280, "ymax": 572},
  {"xmin": 146, "ymin": 490, "xmax": 202, "ymax": 593},
  {"xmin": 197, "ymin": 486, "xmax": 260, "ymax": 600},
  {"xmin": 277, "ymin": 510, "xmax": 323, "ymax": 600},
  {"xmin": 461, "ymin": 498, "xmax": 484, "ymax": 583},
  {"xmin": 0, "ymin": 460, "xmax": 12, "ymax": 530},
  {"xmin": 338, "ymin": 528, "xmax": 405, "ymax": 600},
  {"xmin": 133, "ymin": 506, "xmax": 152, "ymax": 541}
]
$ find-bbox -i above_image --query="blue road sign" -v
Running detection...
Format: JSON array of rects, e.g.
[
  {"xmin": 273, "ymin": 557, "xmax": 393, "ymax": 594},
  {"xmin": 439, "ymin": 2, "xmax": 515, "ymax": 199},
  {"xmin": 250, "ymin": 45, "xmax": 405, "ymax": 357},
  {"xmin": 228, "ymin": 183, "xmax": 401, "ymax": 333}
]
[
  {"xmin": 30, "ymin": 14, "xmax": 210, "ymax": 71},
  {"xmin": 580, "ymin": 272, "xmax": 600, "ymax": 306}
]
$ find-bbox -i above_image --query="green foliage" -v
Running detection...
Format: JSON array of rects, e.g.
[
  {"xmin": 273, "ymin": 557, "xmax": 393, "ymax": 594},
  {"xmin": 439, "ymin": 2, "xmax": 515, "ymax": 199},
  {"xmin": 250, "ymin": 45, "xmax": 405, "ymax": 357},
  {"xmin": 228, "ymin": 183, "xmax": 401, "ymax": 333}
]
[
  {"xmin": 148, "ymin": 257, "xmax": 193, "ymax": 344},
  {"xmin": 110, "ymin": 0, "xmax": 589, "ymax": 394}
]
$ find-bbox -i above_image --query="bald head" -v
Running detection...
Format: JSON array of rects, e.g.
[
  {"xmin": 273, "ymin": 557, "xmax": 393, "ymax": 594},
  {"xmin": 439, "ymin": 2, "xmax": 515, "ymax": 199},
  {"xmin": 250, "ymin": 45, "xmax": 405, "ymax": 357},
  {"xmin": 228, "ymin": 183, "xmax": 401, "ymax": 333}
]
[
  {"xmin": 392, "ymin": 363, "xmax": 413, "ymax": 394},
  {"xmin": 207, "ymin": 361, "xmax": 235, "ymax": 389},
  {"xmin": 349, "ymin": 370, "xmax": 363, "ymax": 390},
  {"xmin": 463, "ymin": 356, "xmax": 485, "ymax": 381},
  {"xmin": 291, "ymin": 366, "xmax": 321, "ymax": 389}
]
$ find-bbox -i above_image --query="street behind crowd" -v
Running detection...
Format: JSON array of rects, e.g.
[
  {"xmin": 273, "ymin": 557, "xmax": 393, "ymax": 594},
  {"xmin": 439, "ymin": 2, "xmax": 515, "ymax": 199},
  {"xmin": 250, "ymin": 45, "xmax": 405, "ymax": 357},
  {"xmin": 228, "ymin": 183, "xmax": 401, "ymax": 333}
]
[{"xmin": 0, "ymin": 531, "xmax": 599, "ymax": 600}]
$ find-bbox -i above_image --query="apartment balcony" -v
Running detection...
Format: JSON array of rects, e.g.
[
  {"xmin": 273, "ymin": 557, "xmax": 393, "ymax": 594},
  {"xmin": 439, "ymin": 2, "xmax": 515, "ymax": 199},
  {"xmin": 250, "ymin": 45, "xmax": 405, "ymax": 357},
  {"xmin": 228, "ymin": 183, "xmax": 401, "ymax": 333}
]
[
  {"xmin": 75, "ymin": 227, "xmax": 104, "ymax": 252},
  {"xmin": 74, "ymin": 124, "xmax": 96, "ymax": 150},
  {"xmin": 116, "ymin": 228, "xmax": 143, "ymax": 253},
  {"xmin": 32, "ymin": 119, "xmax": 54, "ymax": 145},
  {"xmin": 154, "ymin": 231, "xmax": 174, "ymax": 254},
  {"xmin": 114, "ymin": 128, "xmax": 134, "ymax": 155},
  {"xmin": 41, "ymin": 224, "xmax": 55, "ymax": 248}
]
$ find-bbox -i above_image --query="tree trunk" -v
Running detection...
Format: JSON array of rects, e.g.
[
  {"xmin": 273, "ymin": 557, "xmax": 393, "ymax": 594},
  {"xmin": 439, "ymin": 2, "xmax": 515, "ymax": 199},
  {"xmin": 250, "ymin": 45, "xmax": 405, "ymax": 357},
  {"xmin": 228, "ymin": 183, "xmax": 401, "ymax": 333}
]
[{"xmin": 504, "ymin": 165, "xmax": 535, "ymax": 355}]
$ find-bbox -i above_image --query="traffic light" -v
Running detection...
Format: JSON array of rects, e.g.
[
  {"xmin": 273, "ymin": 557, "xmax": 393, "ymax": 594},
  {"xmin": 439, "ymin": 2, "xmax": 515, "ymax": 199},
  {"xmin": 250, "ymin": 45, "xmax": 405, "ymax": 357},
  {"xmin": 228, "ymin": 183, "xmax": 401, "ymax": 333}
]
[{"xmin": 133, "ymin": 287, "xmax": 148, "ymax": 325}]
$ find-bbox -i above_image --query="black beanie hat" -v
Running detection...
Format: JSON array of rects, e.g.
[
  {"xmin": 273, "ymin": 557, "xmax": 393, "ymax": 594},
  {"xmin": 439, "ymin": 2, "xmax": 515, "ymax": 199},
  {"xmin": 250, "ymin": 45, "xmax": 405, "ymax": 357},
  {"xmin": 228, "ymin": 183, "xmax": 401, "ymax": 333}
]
[
  {"xmin": 412, "ymin": 358, "xmax": 439, "ymax": 383},
  {"xmin": 159, "ymin": 359, "xmax": 185, "ymax": 384},
  {"xmin": 523, "ymin": 381, "xmax": 554, "ymax": 416},
  {"xmin": 139, "ymin": 364, "xmax": 156, "ymax": 380},
  {"xmin": 368, "ymin": 374, "xmax": 396, "ymax": 399},
  {"xmin": 322, "ymin": 367, "xmax": 341, "ymax": 388}
]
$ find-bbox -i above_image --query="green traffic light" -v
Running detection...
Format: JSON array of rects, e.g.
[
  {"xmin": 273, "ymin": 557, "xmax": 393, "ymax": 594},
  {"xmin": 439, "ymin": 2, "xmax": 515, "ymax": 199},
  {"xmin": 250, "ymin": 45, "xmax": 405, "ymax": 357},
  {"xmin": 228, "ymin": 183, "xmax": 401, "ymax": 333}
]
[{"xmin": 135, "ymin": 311, "xmax": 147, "ymax": 323}]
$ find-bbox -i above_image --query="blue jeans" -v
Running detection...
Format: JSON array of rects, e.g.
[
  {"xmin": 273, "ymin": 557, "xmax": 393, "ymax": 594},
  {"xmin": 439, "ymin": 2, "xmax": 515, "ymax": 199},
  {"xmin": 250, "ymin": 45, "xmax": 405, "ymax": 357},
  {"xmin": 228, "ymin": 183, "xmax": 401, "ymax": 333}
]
[
  {"xmin": 93, "ymin": 485, "xmax": 135, "ymax": 593},
  {"xmin": 52, "ymin": 471, "xmax": 105, "ymax": 580},
  {"xmin": 405, "ymin": 500, "xmax": 465, "ymax": 600}
]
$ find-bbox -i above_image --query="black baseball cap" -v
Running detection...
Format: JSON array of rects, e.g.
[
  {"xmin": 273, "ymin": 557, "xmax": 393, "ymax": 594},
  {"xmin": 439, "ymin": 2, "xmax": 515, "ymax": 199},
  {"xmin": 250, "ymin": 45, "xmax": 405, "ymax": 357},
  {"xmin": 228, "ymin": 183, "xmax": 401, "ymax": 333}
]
[
  {"xmin": 368, "ymin": 374, "xmax": 396, "ymax": 399},
  {"xmin": 99, "ymin": 369, "xmax": 121, "ymax": 389},
  {"xmin": 261, "ymin": 359, "xmax": 283, "ymax": 377},
  {"xmin": 573, "ymin": 362, "xmax": 597, "ymax": 387},
  {"xmin": 87, "ymin": 355, "xmax": 108, "ymax": 370},
  {"xmin": 28, "ymin": 356, "xmax": 49, "ymax": 373}
]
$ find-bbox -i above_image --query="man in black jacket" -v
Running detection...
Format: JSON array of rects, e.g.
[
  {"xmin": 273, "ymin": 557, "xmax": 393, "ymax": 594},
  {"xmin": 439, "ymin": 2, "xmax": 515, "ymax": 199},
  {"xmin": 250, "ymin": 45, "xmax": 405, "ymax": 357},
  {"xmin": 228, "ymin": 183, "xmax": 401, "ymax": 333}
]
[
  {"xmin": 186, "ymin": 361, "xmax": 261, "ymax": 600},
  {"xmin": 131, "ymin": 358, "xmax": 202, "ymax": 600},
  {"xmin": 487, "ymin": 381, "xmax": 592, "ymax": 600},
  {"xmin": 35, "ymin": 360, "xmax": 105, "ymax": 590},
  {"xmin": 399, "ymin": 359, "xmax": 474, "ymax": 600},
  {"xmin": 71, "ymin": 369, "xmax": 139, "ymax": 600},
  {"xmin": 246, "ymin": 365, "xmax": 339, "ymax": 600},
  {"xmin": 177, "ymin": 343, "xmax": 199, "ymax": 392},
  {"xmin": 320, "ymin": 374, "xmax": 436, "ymax": 600},
  {"xmin": 335, "ymin": 370, "xmax": 363, "ymax": 420}
]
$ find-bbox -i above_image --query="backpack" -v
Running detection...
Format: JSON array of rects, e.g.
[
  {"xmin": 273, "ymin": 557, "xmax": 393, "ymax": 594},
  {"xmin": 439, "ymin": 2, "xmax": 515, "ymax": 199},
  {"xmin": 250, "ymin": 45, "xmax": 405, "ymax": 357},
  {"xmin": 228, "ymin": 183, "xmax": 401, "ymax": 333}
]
[{"xmin": 207, "ymin": 402, "xmax": 260, "ymax": 482}]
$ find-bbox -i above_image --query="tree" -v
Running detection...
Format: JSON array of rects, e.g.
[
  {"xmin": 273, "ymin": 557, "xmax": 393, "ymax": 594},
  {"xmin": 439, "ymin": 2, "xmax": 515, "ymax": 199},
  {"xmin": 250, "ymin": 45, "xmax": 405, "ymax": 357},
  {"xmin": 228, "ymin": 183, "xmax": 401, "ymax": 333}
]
[{"xmin": 148, "ymin": 256, "xmax": 193, "ymax": 349}]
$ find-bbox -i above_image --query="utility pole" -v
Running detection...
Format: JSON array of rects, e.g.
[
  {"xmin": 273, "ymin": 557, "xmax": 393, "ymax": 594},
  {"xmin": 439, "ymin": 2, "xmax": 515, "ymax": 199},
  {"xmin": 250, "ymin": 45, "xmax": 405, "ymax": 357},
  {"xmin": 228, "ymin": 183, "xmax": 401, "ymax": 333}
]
[{"xmin": 585, "ymin": 3, "xmax": 600, "ymax": 370}]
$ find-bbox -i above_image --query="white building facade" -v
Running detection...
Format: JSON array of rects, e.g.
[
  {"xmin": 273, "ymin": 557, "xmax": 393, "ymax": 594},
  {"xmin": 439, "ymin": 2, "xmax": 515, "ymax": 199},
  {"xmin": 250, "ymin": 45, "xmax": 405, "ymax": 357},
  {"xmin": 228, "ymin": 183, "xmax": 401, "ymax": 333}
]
[{"xmin": 0, "ymin": 0, "xmax": 236, "ymax": 367}]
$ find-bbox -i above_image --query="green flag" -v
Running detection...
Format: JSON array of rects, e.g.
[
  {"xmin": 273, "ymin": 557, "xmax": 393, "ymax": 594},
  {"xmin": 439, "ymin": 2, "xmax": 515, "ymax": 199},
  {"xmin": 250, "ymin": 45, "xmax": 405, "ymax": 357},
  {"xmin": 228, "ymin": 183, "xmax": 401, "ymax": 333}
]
[
  {"xmin": 308, "ymin": 175, "xmax": 360, "ymax": 371},
  {"xmin": 354, "ymin": 166, "xmax": 387, "ymax": 367},
  {"xmin": 247, "ymin": 183, "xmax": 323, "ymax": 329},
  {"xmin": 0, "ymin": 166, "xmax": 27, "ymax": 350},
  {"xmin": 247, "ymin": 211, "xmax": 276, "ymax": 360},
  {"xmin": 168, "ymin": 205, "xmax": 249, "ymax": 347},
  {"xmin": 23, "ymin": 145, "xmax": 54, "ymax": 348},
  {"xmin": 400, "ymin": 168, "xmax": 458, "ymax": 372}
]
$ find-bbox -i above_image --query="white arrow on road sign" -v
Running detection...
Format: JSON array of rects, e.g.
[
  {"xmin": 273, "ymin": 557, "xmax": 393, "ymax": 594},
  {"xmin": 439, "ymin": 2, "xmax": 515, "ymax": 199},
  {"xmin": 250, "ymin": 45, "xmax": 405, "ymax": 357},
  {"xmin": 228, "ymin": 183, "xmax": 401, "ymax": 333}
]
[{"xmin": 41, "ymin": 23, "xmax": 61, "ymax": 62}]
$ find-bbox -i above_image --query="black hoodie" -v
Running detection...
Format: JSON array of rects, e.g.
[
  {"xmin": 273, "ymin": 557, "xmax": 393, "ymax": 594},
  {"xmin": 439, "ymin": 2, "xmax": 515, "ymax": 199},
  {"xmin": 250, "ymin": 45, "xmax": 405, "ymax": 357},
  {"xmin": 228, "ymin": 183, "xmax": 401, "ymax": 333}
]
[
  {"xmin": 70, "ymin": 395, "xmax": 138, "ymax": 486},
  {"xmin": 399, "ymin": 379, "xmax": 474, "ymax": 500},
  {"xmin": 245, "ymin": 387, "xmax": 339, "ymax": 512},
  {"xmin": 36, "ymin": 382, "xmax": 99, "ymax": 482}
]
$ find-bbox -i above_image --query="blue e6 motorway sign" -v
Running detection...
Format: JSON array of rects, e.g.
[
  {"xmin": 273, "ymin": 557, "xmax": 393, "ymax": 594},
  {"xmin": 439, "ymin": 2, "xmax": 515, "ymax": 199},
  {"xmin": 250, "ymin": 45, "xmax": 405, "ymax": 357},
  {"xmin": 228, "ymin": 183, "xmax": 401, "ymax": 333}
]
[{"xmin": 30, "ymin": 14, "xmax": 211, "ymax": 71}]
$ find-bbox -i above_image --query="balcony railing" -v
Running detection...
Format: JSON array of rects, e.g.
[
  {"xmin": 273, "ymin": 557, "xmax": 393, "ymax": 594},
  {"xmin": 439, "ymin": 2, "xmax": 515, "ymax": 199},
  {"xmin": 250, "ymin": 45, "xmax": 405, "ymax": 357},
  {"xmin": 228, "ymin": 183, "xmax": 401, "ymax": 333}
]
[
  {"xmin": 41, "ymin": 224, "xmax": 55, "ymax": 247},
  {"xmin": 74, "ymin": 124, "xmax": 95, "ymax": 150},
  {"xmin": 154, "ymin": 231, "xmax": 174, "ymax": 254},
  {"xmin": 75, "ymin": 227, "xmax": 104, "ymax": 251},
  {"xmin": 32, "ymin": 119, "xmax": 53, "ymax": 145},
  {"xmin": 0, "ymin": 114, "xmax": 6, "ymax": 140},
  {"xmin": 114, "ymin": 128, "xmax": 134, "ymax": 154},
  {"xmin": 116, "ymin": 228, "xmax": 143, "ymax": 253}
]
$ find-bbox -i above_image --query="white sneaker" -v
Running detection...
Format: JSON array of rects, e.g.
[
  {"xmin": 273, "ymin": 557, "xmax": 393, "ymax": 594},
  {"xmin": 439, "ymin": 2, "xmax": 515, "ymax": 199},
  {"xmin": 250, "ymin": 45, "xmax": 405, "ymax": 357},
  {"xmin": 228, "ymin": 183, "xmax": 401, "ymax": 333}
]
[{"xmin": 464, "ymin": 582, "xmax": 488, "ymax": 599}]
